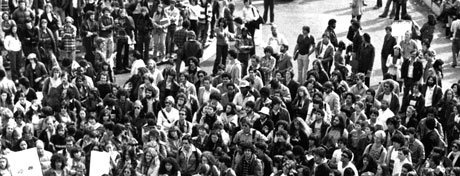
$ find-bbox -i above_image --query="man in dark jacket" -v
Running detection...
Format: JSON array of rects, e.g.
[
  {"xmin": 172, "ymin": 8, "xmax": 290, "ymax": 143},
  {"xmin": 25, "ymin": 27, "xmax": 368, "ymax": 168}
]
[
  {"xmin": 422, "ymin": 75, "xmax": 443, "ymax": 109},
  {"xmin": 400, "ymin": 50, "xmax": 423, "ymax": 97},
  {"xmin": 324, "ymin": 19, "xmax": 338, "ymax": 48},
  {"xmin": 235, "ymin": 143, "xmax": 263, "ymax": 176},
  {"xmin": 357, "ymin": 33, "xmax": 375, "ymax": 87},
  {"xmin": 181, "ymin": 31, "xmax": 203, "ymax": 65},
  {"xmin": 11, "ymin": 0, "xmax": 34, "ymax": 37},
  {"xmin": 22, "ymin": 19, "xmax": 39, "ymax": 60},
  {"xmin": 311, "ymin": 147, "xmax": 331, "ymax": 176},
  {"xmin": 135, "ymin": 7, "xmax": 154, "ymax": 61},
  {"xmin": 381, "ymin": 26, "xmax": 397, "ymax": 75}
]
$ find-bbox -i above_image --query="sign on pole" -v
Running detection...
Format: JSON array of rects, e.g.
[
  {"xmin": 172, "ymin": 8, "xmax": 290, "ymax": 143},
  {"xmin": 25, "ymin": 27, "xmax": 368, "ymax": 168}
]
[{"xmin": 89, "ymin": 151, "xmax": 111, "ymax": 176}]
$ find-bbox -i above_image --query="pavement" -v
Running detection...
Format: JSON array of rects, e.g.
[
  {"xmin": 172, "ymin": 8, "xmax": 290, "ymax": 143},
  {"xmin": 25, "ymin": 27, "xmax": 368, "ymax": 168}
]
[{"xmin": 114, "ymin": 0, "xmax": 457, "ymax": 90}]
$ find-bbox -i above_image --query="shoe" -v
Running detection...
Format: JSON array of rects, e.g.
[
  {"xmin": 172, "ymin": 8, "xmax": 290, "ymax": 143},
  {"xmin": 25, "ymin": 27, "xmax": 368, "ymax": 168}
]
[
  {"xmin": 373, "ymin": 6, "xmax": 381, "ymax": 9},
  {"xmin": 363, "ymin": 3, "xmax": 368, "ymax": 6},
  {"xmin": 379, "ymin": 14, "xmax": 387, "ymax": 18},
  {"xmin": 453, "ymin": 64, "xmax": 457, "ymax": 68}
]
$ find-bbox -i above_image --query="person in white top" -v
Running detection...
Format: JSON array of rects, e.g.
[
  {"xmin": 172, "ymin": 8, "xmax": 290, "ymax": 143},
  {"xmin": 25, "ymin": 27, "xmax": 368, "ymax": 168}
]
[
  {"xmin": 338, "ymin": 149, "xmax": 359, "ymax": 176},
  {"xmin": 4, "ymin": 25, "xmax": 22, "ymax": 82},
  {"xmin": 157, "ymin": 96, "xmax": 180, "ymax": 130},
  {"xmin": 266, "ymin": 25, "xmax": 287, "ymax": 57},
  {"xmin": 392, "ymin": 148, "xmax": 412, "ymax": 176},
  {"xmin": 377, "ymin": 100, "xmax": 394, "ymax": 130}
]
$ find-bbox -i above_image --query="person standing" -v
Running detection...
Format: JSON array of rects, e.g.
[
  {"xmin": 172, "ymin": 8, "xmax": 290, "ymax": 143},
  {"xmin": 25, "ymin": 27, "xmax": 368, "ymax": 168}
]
[
  {"xmin": 315, "ymin": 33, "xmax": 335, "ymax": 75},
  {"xmin": 165, "ymin": 0, "xmax": 181, "ymax": 57},
  {"xmin": 61, "ymin": 17, "xmax": 77, "ymax": 61},
  {"xmin": 4, "ymin": 26, "xmax": 23, "ymax": 82},
  {"xmin": 324, "ymin": 19, "xmax": 338, "ymax": 48},
  {"xmin": 152, "ymin": 4, "xmax": 170, "ymax": 58},
  {"xmin": 351, "ymin": 0, "xmax": 364, "ymax": 22},
  {"xmin": 213, "ymin": 18, "xmax": 231, "ymax": 75},
  {"xmin": 400, "ymin": 50, "xmax": 423, "ymax": 98},
  {"xmin": 381, "ymin": 26, "xmax": 397, "ymax": 75},
  {"xmin": 135, "ymin": 7, "xmax": 154, "ymax": 61},
  {"xmin": 114, "ymin": 9, "xmax": 135, "ymax": 74},
  {"xmin": 357, "ymin": 33, "xmax": 375, "ymax": 87},
  {"xmin": 81, "ymin": 11, "xmax": 99, "ymax": 66},
  {"xmin": 451, "ymin": 15, "xmax": 460, "ymax": 67},
  {"xmin": 266, "ymin": 25, "xmax": 288, "ymax": 59},
  {"xmin": 263, "ymin": 0, "xmax": 274, "ymax": 24},
  {"xmin": 99, "ymin": 7, "xmax": 115, "ymax": 60},
  {"xmin": 11, "ymin": 0, "xmax": 34, "ymax": 37},
  {"xmin": 293, "ymin": 26, "xmax": 315, "ymax": 84}
]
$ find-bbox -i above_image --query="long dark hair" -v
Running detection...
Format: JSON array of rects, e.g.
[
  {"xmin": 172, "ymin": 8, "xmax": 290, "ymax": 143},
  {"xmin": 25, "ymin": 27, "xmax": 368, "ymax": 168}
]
[{"xmin": 158, "ymin": 157, "xmax": 180, "ymax": 175}]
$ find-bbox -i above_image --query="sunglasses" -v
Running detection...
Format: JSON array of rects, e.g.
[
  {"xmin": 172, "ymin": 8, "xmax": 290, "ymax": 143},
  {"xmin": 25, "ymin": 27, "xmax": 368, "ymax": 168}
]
[
  {"xmin": 179, "ymin": 113, "xmax": 186, "ymax": 116},
  {"xmin": 135, "ymin": 107, "xmax": 141, "ymax": 109}
]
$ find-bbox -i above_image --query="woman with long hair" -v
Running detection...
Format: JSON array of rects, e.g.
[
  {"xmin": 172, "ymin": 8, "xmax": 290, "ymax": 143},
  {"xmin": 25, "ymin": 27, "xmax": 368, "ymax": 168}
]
[
  {"xmin": 42, "ymin": 66, "xmax": 62, "ymax": 110},
  {"xmin": 204, "ymin": 130, "xmax": 229, "ymax": 155},
  {"xmin": 323, "ymin": 114, "xmax": 348, "ymax": 148},
  {"xmin": 452, "ymin": 83, "xmax": 460, "ymax": 99},
  {"xmin": 152, "ymin": 4, "xmax": 170, "ymax": 58},
  {"xmin": 167, "ymin": 126, "xmax": 182, "ymax": 157},
  {"xmin": 438, "ymin": 88, "xmax": 458, "ymax": 128},
  {"xmin": 37, "ymin": 18, "xmax": 58, "ymax": 70},
  {"xmin": 4, "ymin": 25, "xmax": 23, "ymax": 82},
  {"xmin": 43, "ymin": 153, "xmax": 71, "ymax": 176},
  {"xmin": 137, "ymin": 147, "xmax": 160, "ymax": 176},
  {"xmin": 386, "ymin": 45, "xmax": 403, "ymax": 83},
  {"xmin": 158, "ymin": 157, "xmax": 181, "ymax": 176},
  {"xmin": 401, "ymin": 106, "xmax": 419, "ymax": 129},
  {"xmin": 307, "ymin": 59, "xmax": 329, "ymax": 84},
  {"xmin": 0, "ymin": 92, "xmax": 13, "ymax": 111},
  {"xmin": 213, "ymin": 17, "xmax": 231, "ymax": 75},
  {"xmin": 357, "ymin": 154, "xmax": 378, "ymax": 175},
  {"xmin": 220, "ymin": 103, "xmax": 238, "ymax": 133},
  {"xmin": 291, "ymin": 86, "xmax": 310, "ymax": 118},
  {"xmin": 330, "ymin": 70, "xmax": 349, "ymax": 97},
  {"xmin": 289, "ymin": 117, "xmax": 311, "ymax": 150},
  {"xmin": 447, "ymin": 104, "xmax": 460, "ymax": 145},
  {"xmin": 198, "ymin": 152, "xmax": 220, "ymax": 176}
]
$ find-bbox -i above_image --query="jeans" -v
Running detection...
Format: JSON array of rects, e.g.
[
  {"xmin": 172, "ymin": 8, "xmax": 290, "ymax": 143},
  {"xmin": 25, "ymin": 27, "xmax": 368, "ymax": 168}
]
[
  {"xmin": 197, "ymin": 22, "xmax": 209, "ymax": 44},
  {"xmin": 297, "ymin": 53, "xmax": 310, "ymax": 84},
  {"xmin": 8, "ymin": 50, "xmax": 23, "ymax": 81},
  {"xmin": 136, "ymin": 34, "xmax": 151, "ymax": 61},
  {"xmin": 153, "ymin": 32, "xmax": 166, "ymax": 57},
  {"xmin": 101, "ymin": 36, "xmax": 114, "ymax": 59},
  {"xmin": 166, "ymin": 24, "xmax": 177, "ymax": 55},
  {"xmin": 213, "ymin": 44, "xmax": 228, "ymax": 74},
  {"xmin": 381, "ymin": 53, "xmax": 391, "ymax": 75},
  {"xmin": 238, "ymin": 52, "xmax": 250, "ymax": 76},
  {"xmin": 381, "ymin": 0, "xmax": 395, "ymax": 16},
  {"xmin": 263, "ymin": 0, "xmax": 275, "ymax": 23},
  {"xmin": 83, "ymin": 37, "xmax": 96, "ymax": 65},
  {"xmin": 394, "ymin": 1, "xmax": 407, "ymax": 20},
  {"xmin": 452, "ymin": 38, "xmax": 460, "ymax": 65},
  {"xmin": 116, "ymin": 39, "xmax": 129, "ymax": 70}
]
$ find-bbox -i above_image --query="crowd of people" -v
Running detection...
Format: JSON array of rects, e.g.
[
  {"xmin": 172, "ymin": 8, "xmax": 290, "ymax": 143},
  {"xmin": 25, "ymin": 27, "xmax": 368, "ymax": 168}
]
[{"xmin": 0, "ymin": 0, "xmax": 455, "ymax": 176}]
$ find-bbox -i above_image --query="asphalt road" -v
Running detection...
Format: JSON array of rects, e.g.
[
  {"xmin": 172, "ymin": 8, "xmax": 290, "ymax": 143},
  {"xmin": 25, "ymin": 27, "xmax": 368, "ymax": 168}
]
[{"xmin": 114, "ymin": 0, "xmax": 456, "ymax": 90}]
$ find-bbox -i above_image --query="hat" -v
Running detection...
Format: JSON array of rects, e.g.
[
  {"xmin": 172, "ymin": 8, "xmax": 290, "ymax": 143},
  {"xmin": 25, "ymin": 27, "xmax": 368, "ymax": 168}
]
[
  {"xmin": 239, "ymin": 80, "xmax": 250, "ymax": 88},
  {"xmin": 165, "ymin": 96, "xmax": 175, "ymax": 104},
  {"xmin": 259, "ymin": 107, "xmax": 270, "ymax": 116}
]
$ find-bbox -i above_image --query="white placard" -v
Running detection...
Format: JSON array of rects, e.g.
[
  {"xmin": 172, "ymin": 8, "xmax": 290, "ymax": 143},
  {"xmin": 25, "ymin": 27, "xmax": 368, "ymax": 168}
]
[
  {"xmin": 6, "ymin": 148, "xmax": 43, "ymax": 176},
  {"xmin": 89, "ymin": 151, "xmax": 111, "ymax": 176}
]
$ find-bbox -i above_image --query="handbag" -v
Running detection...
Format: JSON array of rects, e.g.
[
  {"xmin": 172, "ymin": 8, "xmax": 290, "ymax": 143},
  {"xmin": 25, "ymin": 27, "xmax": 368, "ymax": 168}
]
[{"xmin": 251, "ymin": 7, "xmax": 264, "ymax": 29}]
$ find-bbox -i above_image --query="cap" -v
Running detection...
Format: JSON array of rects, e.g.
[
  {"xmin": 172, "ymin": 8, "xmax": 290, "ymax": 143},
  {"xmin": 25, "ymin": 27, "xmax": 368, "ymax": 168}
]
[
  {"xmin": 239, "ymin": 80, "xmax": 250, "ymax": 88},
  {"xmin": 259, "ymin": 107, "xmax": 270, "ymax": 116}
]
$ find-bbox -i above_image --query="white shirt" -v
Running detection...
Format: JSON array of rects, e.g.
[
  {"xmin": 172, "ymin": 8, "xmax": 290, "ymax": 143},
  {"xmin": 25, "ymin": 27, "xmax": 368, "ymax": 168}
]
[
  {"xmin": 392, "ymin": 158, "xmax": 411, "ymax": 176},
  {"xmin": 267, "ymin": 34, "xmax": 288, "ymax": 54},
  {"xmin": 425, "ymin": 86, "xmax": 435, "ymax": 107},
  {"xmin": 377, "ymin": 108, "xmax": 394, "ymax": 130},
  {"xmin": 338, "ymin": 162, "xmax": 359, "ymax": 176},
  {"xmin": 408, "ymin": 61, "xmax": 414, "ymax": 78},
  {"xmin": 242, "ymin": 6, "xmax": 258, "ymax": 22},
  {"xmin": 202, "ymin": 89, "xmax": 211, "ymax": 103},
  {"xmin": 383, "ymin": 93, "xmax": 392, "ymax": 105},
  {"xmin": 157, "ymin": 108, "xmax": 180, "ymax": 129},
  {"xmin": 4, "ymin": 35, "xmax": 21, "ymax": 52}
]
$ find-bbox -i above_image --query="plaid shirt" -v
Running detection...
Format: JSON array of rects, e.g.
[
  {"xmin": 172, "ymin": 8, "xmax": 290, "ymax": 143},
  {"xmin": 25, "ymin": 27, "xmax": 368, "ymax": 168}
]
[{"xmin": 173, "ymin": 28, "xmax": 188, "ymax": 50}]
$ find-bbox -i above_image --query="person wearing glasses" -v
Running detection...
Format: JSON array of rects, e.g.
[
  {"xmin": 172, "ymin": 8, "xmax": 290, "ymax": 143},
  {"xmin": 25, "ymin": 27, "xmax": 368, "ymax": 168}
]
[
  {"xmin": 338, "ymin": 149, "xmax": 358, "ymax": 176},
  {"xmin": 157, "ymin": 96, "xmax": 179, "ymax": 130},
  {"xmin": 173, "ymin": 108, "xmax": 193, "ymax": 136}
]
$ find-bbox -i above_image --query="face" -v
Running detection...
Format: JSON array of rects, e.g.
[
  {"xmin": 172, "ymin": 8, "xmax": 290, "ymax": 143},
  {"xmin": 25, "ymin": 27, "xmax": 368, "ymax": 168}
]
[
  {"xmin": 19, "ymin": 141, "xmax": 27, "ymax": 150},
  {"xmin": 0, "ymin": 159, "xmax": 6, "ymax": 169},
  {"xmin": 244, "ymin": 149, "xmax": 252, "ymax": 158},
  {"xmin": 182, "ymin": 140, "xmax": 191, "ymax": 150},
  {"xmin": 55, "ymin": 161, "xmax": 62, "ymax": 169},
  {"xmin": 179, "ymin": 111, "xmax": 186, "ymax": 120},
  {"xmin": 58, "ymin": 128, "xmax": 65, "ymax": 136},
  {"xmin": 165, "ymin": 162, "xmax": 173, "ymax": 171}
]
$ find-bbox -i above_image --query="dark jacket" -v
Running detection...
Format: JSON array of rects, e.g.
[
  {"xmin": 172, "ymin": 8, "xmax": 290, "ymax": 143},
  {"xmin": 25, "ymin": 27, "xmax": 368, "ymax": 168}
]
[
  {"xmin": 381, "ymin": 34, "xmax": 397, "ymax": 56},
  {"xmin": 401, "ymin": 58, "xmax": 424, "ymax": 82},
  {"xmin": 325, "ymin": 26, "xmax": 338, "ymax": 47},
  {"xmin": 422, "ymin": 85, "xmax": 443, "ymax": 108},
  {"xmin": 134, "ymin": 14, "xmax": 154, "ymax": 35},
  {"xmin": 357, "ymin": 43, "xmax": 375, "ymax": 73},
  {"xmin": 235, "ymin": 154, "xmax": 263, "ymax": 176}
]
